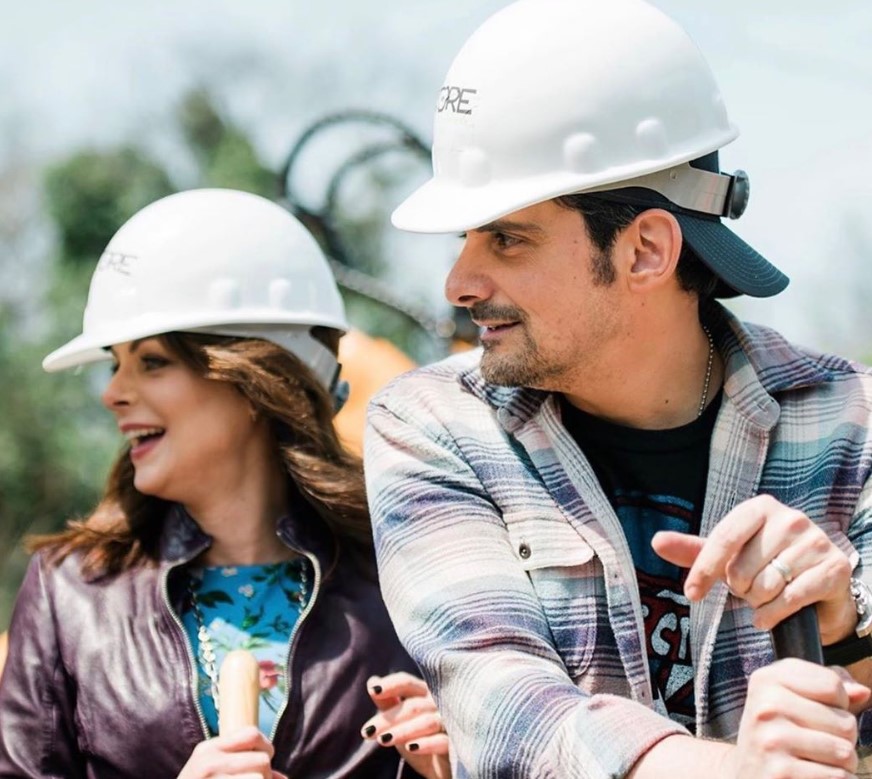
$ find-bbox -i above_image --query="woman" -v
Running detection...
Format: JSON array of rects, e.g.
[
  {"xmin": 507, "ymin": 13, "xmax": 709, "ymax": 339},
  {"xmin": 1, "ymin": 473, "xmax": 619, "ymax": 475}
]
[{"xmin": 0, "ymin": 189, "xmax": 449, "ymax": 779}]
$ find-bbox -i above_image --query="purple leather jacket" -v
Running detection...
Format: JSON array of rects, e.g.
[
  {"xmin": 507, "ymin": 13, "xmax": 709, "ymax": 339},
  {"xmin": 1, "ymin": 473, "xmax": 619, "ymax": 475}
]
[{"xmin": 0, "ymin": 505, "xmax": 422, "ymax": 778}]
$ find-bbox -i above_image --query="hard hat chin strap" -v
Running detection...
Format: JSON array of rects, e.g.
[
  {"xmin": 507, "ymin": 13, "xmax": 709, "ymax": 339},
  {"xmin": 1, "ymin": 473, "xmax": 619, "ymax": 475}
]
[
  {"xmin": 584, "ymin": 162, "xmax": 749, "ymax": 220},
  {"xmin": 186, "ymin": 324, "xmax": 342, "ymax": 395}
]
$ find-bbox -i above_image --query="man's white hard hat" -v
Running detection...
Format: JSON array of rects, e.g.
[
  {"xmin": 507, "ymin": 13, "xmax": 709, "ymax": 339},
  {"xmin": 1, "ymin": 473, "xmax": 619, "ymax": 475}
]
[
  {"xmin": 43, "ymin": 188, "xmax": 349, "ymax": 388},
  {"xmin": 393, "ymin": 0, "xmax": 788, "ymax": 297}
]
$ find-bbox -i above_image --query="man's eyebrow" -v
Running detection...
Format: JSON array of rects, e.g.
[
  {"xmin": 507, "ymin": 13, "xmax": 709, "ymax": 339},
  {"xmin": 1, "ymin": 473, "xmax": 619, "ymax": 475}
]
[{"xmin": 473, "ymin": 219, "xmax": 545, "ymax": 237}]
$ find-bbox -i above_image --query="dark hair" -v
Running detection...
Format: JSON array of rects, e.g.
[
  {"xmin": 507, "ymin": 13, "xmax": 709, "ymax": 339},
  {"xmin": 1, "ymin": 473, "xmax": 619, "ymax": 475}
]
[
  {"xmin": 28, "ymin": 327, "xmax": 374, "ymax": 576},
  {"xmin": 554, "ymin": 193, "xmax": 719, "ymax": 298}
]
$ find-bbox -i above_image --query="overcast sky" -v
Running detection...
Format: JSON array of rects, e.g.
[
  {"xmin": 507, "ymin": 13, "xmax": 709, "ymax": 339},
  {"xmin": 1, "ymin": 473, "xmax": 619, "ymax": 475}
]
[{"xmin": 2, "ymin": 0, "xmax": 871, "ymax": 355}]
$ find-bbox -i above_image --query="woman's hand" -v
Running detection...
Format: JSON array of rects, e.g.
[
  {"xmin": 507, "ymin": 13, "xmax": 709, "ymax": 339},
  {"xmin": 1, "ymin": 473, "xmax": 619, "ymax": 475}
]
[
  {"xmin": 177, "ymin": 726, "xmax": 287, "ymax": 779},
  {"xmin": 360, "ymin": 671, "xmax": 451, "ymax": 779}
]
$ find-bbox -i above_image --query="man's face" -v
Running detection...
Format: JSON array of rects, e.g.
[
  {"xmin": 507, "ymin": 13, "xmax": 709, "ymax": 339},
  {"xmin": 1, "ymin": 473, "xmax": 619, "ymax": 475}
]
[{"xmin": 445, "ymin": 200, "xmax": 626, "ymax": 391}]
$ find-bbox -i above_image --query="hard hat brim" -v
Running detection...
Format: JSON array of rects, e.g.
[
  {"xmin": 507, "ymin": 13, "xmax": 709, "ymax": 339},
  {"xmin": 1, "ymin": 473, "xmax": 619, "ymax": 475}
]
[
  {"xmin": 42, "ymin": 311, "xmax": 348, "ymax": 373},
  {"xmin": 390, "ymin": 132, "xmax": 739, "ymax": 235}
]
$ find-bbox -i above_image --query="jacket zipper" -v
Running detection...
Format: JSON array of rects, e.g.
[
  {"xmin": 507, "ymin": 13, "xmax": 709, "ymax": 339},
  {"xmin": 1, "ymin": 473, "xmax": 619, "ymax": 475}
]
[
  {"xmin": 161, "ymin": 563, "xmax": 211, "ymax": 740},
  {"xmin": 269, "ymin": 548, "xmax": 322, "ymax": 743}
]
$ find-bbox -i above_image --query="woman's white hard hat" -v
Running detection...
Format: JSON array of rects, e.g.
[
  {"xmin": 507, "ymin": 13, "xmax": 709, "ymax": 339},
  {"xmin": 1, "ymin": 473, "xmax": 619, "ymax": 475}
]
[{"xmin": 43, "ymin": 188, "xmax": 349, "ymax": 389}]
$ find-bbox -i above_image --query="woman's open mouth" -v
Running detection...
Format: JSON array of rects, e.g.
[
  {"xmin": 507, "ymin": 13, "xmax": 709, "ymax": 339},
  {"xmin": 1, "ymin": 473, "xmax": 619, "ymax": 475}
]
[{"xmin": 123, "ymin": 427, "xmax": 166, "ymax": 459}]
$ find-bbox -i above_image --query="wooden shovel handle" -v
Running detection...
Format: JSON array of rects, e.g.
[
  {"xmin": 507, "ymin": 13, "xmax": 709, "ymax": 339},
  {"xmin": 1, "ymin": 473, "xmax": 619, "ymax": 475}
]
[{"xmin": 218, "ymin": 649, "xmax": 260, "ymax": 735}]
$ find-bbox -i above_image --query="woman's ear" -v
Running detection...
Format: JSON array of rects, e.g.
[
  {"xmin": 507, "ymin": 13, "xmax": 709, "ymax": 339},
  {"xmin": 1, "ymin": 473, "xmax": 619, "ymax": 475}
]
[{"xmin": 621, "ymin": 209, "xmax": 682, "ymax": 292}]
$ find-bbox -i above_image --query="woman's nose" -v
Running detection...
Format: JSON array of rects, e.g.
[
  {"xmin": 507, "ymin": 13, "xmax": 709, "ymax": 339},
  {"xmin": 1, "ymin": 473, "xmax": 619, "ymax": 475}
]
[{"xmin": 100, "ymin": 365, "xmax": 134, "ymax": 410}]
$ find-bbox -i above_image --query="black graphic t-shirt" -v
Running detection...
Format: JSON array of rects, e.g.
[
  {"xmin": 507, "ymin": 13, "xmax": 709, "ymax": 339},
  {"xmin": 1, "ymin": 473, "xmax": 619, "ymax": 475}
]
[{"xmin": 561, "ymin": 393, "xmax": 721, "ymax": 730}]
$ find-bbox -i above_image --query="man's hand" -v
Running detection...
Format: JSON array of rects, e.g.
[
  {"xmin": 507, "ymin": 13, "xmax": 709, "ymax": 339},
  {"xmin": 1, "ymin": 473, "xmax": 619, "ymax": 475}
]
[
  {"xmin": 360, "ymin": 672, "xmax": 451, "ymax": 779},
  {"xmin": 629, "ymin": 663, "xmax": 869, "ymax": 779},
  {"xmin": 721, "ymin": 660, "xmax": 868, "ymax": 778},
  {"xmin": 652, "ymin": 494, "xmax": 856, "ymax": 644}
]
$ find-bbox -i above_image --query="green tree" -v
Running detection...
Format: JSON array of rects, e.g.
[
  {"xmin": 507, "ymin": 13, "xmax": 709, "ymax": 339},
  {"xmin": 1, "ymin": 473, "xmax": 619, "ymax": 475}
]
[
  {"xmin": 43, "ymin": 147, "xmax": 175, "ymax": 264},
  {"xmin": 178, "ymin": 88, "xmax": 275, "ymax": 198}
]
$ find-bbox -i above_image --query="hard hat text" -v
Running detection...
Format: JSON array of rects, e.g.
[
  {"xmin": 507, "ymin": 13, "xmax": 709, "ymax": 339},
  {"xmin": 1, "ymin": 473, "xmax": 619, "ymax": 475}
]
[
  {"xmin": 437, "ymin": 86, "xmax": 477, "ymax": 115},
  {"xmin": 96, "ymin": 251, "xmax": 136, "ymax": 276}
]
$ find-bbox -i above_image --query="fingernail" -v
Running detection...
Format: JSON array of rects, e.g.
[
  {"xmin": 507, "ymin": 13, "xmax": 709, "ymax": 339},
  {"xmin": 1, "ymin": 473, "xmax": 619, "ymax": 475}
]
[
  {"xmin": 371, "ymin": 685, "xmax": 383, "ymax": 694},
  {"xmin": 363, "ymin": 725, "xmax": 376, "ymax": 738},
  {"xmin": 408, "ymin": 742, "xmax": 420, "ymax": 752},
  {"xmin": 380, "ymin": 732, "xmax": 393, "ymax": 745}
]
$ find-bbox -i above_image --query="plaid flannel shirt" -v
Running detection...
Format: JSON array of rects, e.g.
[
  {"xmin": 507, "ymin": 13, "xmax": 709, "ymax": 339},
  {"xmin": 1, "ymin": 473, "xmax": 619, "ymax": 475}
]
[{"xmin": 365, "ymin": 303, "xmax": 872, "ymax": 778}]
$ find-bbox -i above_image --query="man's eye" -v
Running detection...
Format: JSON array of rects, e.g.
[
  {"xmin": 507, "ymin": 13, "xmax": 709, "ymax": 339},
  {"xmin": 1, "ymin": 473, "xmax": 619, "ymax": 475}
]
[{"xmin": 493, "ymin": 233, "xmax": 520, "ymax": 249}]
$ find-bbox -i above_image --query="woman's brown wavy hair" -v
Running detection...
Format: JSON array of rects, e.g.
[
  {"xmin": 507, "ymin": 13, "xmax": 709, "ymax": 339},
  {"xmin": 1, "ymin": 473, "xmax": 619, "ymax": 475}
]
[{"xmin": 28, "ymin": 327, "xmax": 373, "ymax": 577}]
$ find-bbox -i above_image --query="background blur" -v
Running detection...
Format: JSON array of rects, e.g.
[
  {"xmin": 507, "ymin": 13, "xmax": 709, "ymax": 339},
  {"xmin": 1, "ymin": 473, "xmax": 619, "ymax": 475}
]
[{"xmin": 1, "ymin": 0, "xmax": 871, "ymax": 627}]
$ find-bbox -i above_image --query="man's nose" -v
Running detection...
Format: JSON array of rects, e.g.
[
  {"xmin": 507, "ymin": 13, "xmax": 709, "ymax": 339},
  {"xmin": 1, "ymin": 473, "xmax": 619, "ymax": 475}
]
[{"xmin": 444, "ymin": 238, "xmax": 492, "ymax": 308}]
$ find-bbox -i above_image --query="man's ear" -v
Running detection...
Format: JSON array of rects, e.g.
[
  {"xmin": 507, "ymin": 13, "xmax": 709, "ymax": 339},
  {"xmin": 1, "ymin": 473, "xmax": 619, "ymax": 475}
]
[{"xmin": 619, "ymin": 209, "xmax": 682, "ymax": 292}]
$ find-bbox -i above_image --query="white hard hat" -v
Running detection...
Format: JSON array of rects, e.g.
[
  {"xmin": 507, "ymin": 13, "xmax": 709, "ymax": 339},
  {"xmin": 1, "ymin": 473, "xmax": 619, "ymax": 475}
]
[
  {"xmin": 393, "ymin": 0, "xmax": 788, "ymax": 298},
  {"xmin": 43, "ymin": 189, "xmax": 349, "ymax": 389}
]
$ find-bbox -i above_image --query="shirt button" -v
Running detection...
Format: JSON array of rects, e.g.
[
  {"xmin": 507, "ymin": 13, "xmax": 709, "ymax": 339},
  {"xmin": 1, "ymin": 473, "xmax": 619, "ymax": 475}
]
[{"xmin": 518, "ymin": 543, "xmax": 531, "ymax": 560}]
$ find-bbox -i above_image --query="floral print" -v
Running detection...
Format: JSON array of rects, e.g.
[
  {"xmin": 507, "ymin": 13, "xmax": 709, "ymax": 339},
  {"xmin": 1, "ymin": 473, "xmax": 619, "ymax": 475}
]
[{"xmin": 181, "ymin": 559, "xmax": 309, "ymax": 737}]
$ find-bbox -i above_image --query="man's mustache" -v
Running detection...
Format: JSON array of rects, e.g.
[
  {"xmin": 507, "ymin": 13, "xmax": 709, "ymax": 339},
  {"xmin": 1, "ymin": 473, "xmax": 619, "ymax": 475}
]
[{"xmin": 467, "ymin": 304, "xmax": 526, "ymax": 324}]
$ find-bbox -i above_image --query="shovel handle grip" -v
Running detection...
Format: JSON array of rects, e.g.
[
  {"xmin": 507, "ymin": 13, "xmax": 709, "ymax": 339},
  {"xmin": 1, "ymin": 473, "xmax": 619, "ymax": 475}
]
[
  {"xmin": 771, "ymin": 604, "xmax": 824, "ymax": 664},
  {"xmin": 218, "ymin": 649, "xmax": 261, "ymax": 735}
]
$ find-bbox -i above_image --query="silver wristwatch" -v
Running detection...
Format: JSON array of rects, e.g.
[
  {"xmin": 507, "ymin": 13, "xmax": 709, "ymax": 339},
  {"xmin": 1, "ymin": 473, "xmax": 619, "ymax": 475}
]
[{"xmin": 850, "ymin": 577, "xmax": 872, "ymax": 638}]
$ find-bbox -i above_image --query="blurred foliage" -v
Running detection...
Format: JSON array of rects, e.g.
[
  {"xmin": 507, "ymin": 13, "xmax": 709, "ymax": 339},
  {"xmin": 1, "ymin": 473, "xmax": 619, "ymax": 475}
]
[
  {"xmin": 179, "ymin": 88, "xmax": 276, "ymax": 198},
  {"xmin": 0, "ymin": 266, "xmax": 120, "ymax": 623},
  {"xmin": 43, "ymin": 148, "xmax": 176, "ymax": 264}
]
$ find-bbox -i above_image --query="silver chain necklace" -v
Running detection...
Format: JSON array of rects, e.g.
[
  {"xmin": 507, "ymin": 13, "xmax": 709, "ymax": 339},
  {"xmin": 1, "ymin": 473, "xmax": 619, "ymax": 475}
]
[
  {"xmin": 187, "ymin": 561, "xmax": 309, "ymax": 717},
  {"xmin": 697, "ymin": 326, "xmax": 715, "ymax": 418}
]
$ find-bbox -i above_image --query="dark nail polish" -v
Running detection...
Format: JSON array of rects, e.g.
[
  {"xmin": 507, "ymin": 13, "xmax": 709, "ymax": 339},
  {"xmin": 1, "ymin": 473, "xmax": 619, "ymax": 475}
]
[
  {"xmin": 408, "ymin": 742, "xmax": 420, "ymax": 752},
  {"xmin": 363, "ymin": 725, "xmax": 376, "ymax": 737},
  {"xmin": 380, "ymin": 732, "xmax": 393, "ymax": 745},
  {"xmin": 371, "ymin": 685, "xmax": 383, "ymax": 694}
]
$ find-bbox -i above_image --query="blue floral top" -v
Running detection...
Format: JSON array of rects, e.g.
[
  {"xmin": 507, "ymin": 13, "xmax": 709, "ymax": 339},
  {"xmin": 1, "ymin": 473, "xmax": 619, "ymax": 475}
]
[{"xmin": 182, "ymin": 559, "xmax": 310, "ymax": 737}]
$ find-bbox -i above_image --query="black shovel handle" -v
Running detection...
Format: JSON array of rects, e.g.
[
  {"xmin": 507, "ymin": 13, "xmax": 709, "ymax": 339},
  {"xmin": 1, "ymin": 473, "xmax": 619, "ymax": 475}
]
[{"xmin": 771, "ymin": 604, "xmax": 824, "ymax": 664}]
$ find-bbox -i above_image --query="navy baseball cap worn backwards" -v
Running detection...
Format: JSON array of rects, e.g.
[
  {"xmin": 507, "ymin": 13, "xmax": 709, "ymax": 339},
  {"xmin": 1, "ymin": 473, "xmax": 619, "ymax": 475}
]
[{"xmin": 588, "ymin": 152, "xmax": 789, "ymax": 299}]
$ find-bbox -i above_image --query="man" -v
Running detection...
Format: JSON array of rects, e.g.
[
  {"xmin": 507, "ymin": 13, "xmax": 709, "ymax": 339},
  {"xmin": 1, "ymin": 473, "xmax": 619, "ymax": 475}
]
[{"xmin": 364, "ymin": 1, "xmax": 872, "ymax": 777}]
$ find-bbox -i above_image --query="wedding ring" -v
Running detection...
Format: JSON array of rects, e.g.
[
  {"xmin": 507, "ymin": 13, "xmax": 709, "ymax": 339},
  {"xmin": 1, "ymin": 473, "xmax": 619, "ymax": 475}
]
[{"xmin": 768, "ymin": 556, "xmax": 793, "ymax": 584}]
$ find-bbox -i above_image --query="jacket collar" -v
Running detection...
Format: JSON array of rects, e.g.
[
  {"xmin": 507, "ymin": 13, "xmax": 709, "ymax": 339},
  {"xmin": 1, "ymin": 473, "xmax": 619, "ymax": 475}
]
[
  {"xmin": 158, "ymin": 501, "xmax": 339, "ymax": 577},
  {"xmin": 457, "ymin": 301, "xmax": 841, "ymax": 433}
]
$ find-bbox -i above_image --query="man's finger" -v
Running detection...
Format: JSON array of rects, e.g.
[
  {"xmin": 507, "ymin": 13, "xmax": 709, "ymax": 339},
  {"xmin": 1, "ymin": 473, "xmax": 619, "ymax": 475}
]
[
  {"xmin": 683, "ymin": 500, "xmax": 770, "ymax": 600},
  {"xmin": 651, "ymin": 531, "xmax": 704, "ymax": 568}
]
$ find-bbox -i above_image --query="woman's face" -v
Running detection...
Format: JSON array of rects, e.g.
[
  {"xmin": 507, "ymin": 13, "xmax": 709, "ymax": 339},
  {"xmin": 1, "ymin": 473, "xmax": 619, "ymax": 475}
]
[{"xmin": 101, "ymin": 337, "xmax": 272, "ymax": 507}]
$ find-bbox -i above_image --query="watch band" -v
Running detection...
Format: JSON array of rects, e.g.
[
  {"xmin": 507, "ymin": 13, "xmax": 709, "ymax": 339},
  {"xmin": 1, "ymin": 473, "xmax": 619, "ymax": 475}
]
[
  {"xmin": 823, "ymin": 632, "xmax": 872, "ymax": 666},
  {"xmin": 821, "ymin": 577, "xmax": 872, "ymax": 665}
]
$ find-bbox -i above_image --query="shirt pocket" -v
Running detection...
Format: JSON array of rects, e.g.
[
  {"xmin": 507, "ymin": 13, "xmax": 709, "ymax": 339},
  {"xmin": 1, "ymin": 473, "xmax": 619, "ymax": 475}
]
[{"xmin": 503, "ymin": 510, "xmax": 601, "ymax": 681}]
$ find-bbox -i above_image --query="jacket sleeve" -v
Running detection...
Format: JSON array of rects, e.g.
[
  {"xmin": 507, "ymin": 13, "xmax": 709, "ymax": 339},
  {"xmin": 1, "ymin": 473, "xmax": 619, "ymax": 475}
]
[
  {"xmin": 364, "ymin": 391, "xmax": 686, "ymax": 779},
  {"xmin": 0, "ymin": 554, "xmax": 86, "ymax": 778}
]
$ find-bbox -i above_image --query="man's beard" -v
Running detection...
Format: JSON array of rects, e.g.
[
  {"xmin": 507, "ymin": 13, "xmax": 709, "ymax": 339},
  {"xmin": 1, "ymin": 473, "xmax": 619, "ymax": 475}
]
[{"xmin": 471, "ymin": 303, "xmax": 559, "ymax": 388}]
